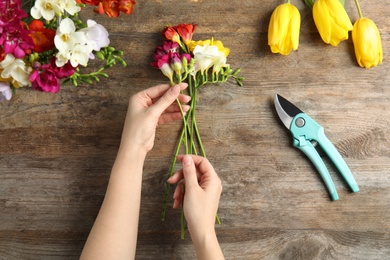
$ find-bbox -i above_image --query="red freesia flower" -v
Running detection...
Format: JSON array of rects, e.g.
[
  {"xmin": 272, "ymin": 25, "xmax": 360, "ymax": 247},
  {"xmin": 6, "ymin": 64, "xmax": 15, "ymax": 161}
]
[
  {"xmin": 29, "ymin": 20, "xmax": 56, "ymax": 53},
  {"xmin": 175, "ymin": 23, "xmax": 196, "ymax": 45}
]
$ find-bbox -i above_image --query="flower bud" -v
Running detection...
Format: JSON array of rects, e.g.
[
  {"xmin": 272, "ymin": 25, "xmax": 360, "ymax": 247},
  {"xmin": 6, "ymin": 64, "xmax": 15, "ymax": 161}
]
[
  {"xmin": 268, "ymin": 3, "xmax": 301, "ymax": 55},
  {"xmin": 352, "ymin": 17, "xmax": 383, "ymax": 69}
]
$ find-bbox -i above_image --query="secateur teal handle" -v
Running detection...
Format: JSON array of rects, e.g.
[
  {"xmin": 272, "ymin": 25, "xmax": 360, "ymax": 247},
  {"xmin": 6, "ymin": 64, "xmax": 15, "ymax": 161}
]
[{"xmin": 290, "ymin": 113, "xmax": 359, "ymax": 200}]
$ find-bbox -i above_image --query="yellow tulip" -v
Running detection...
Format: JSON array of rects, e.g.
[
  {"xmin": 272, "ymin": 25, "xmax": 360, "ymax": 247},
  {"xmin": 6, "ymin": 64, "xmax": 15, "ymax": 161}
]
[
  {"xmin": 268, "ymin": 3, "xmax": 301, "ymax": 55},
  {"xmin": 313, "ymin": 0, "xmax": 353, "ymax": 46},
  {"xmin": 352, "ymin": 17, "xmax": 383, "ymax": 68}
]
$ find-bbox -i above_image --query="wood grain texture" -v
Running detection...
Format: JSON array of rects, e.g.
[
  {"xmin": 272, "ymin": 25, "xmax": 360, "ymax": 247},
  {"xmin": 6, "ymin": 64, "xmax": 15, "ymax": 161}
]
[{"xmin": 1, "ymin": 0, "xmax": 389, "ymax": 259}]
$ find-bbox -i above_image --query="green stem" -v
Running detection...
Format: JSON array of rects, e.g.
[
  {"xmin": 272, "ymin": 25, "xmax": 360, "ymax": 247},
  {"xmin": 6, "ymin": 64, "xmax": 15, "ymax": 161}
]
[
  {"xmin": 354, "ymin": 0, "xmax": 363, "ymax": 18},
  {"xmin": 161, "ymin": 127, "xmax": 185, "ymax": 221}
]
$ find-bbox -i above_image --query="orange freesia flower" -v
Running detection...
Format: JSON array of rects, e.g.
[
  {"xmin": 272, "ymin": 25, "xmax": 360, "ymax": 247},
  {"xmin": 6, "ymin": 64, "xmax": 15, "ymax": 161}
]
[
  {"xmin": 79, "ymin": 0, "xmax": 135, "ymax": 17},
  {"xmin": 29, "ymin": 20, "xmax": 56, "ymax": 53},
  {"xmin": 162, "ymin": 26, "xmax": 181, "ymax": 44},
  {"xmin": 175, "ymin": 23, "xmax": 196, "ymax": 45}
]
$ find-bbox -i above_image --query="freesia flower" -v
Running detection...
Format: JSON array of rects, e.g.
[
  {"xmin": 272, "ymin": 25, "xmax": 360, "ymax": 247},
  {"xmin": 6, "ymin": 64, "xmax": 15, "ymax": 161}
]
[
  {"xmin": 80, "ymin": 20, "xmax": 110, "ymax": 52},
  {"xmin": 31, "ymin": 0, "xmax": 62, "ymax": 20},
  {"xmin": 192, "ymin": 44, "xmax": 227, "ymax": 74},
  {"xmin": 188, "ymin": 39, "xmax": 230, "ymax": 57},
  {"xmin": 69, "ymin": 43, "xmax": 94, "ymax": 67},
  {"xmin": 0, "ymin": 81, "xmax": 12, "ymax": 102},
  {"xmin": 268, "ymin": 2, "xmax": 301, "ymax": 55},
  {"xmin": 29, "ymin": 20, "xmax": 56, "ymax": 53},
  {"xmin": 30, "ymin": 59, "xmax": 75, "ymax": 93},
  {"xmin": 0, "ymin": 54, "xmax": 30, "ymax": 88},
  {"xmin": 79, "ymin": 0, "xmax": 136, "ymax": 17},
  {"xmin": 59, "ymin": 0, "xmax": 81, "ymax": 16},
  {"xmin": 312, "ymin": 0, "xmax": 353, "ymax": 46},
  {"xmin": 162, "ymin": 26, "xmax": 181, "ymax": 44},
  {"xmin": 175, "ymin": 23, "xmax": 197, "ymax": 45},
  {"xmin": 152, "ymin": 54, "xmax": 174, "ymax": 83},
  {"xmin": 352, "ymin": 18, "xmax": 382, "ymax": 69},
  {"xmin": 54, "ymin": 18, "xmax": 90, "ymax": 67}
]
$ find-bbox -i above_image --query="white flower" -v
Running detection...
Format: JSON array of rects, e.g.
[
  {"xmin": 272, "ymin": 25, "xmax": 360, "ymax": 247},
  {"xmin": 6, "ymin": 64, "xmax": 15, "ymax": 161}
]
[
  {"xmin": 60, "ymin": 0, "xmax": 81, "ymax": 16},
  {"xmin": 0, "ymin": 54, "xmax": 31, "ymax": 87},
  {"xmin": 193, "ymin": 44, "xmax": 227, "ymax": 74},
  {"xmin": 31, "ymin": 0, "xmax": 62, "ymax": 20},
  {"xmin": 70, "ymin": 44, "xmax": 93, "ymax": 67},
  {"xmin": 80, "ymin": 20, "xmax": 110, "ymax": 52},
  {"xmin": 55, "ymin": 18, "xmax": 91, "ymax": 67},
  {"xmin": 55, "ymin": 18, "xmax": 86, "ymax": 54},
  {"xmin": 0, "ymin": 82, "xmax": 12, "ymax": 102}
]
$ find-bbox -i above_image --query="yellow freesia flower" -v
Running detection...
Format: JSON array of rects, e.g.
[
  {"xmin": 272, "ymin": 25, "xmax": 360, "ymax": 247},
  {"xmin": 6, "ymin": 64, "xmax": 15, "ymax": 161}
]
[
  {"xmin": 268, "ymin": 3, "xmax": 301, "ymax": 55},
  {"xmin": 352, "ymin": 17, "xmax": 383, "ymax": 68},
  {"xmin": 188, "ymin": 39, "xmax": 230, "ymax": 57},
  {"xmin": 313, "ymin": 0, "xmax": 353, "ymax": 46}
]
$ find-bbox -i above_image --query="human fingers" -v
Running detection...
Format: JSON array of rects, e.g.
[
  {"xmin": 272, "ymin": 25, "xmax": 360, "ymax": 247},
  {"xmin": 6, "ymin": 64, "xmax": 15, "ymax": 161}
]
[
  {"xmin": 143, "ymin": 82, "xmax": 187, "ymax": 101},
  {"xmin": 181, "ymin": 155, "xmax": 201, "ymax": 193},
  {"xmin": 167, "ymin": 170, "xmax": 184, "ymax": 184},
  {"xmin": 172, "ymin": 182, "xmax": 184, "ymax": 208},
  {"xmin": 149, "ymin": 83, "xmax": 188, "ymax": 117}
]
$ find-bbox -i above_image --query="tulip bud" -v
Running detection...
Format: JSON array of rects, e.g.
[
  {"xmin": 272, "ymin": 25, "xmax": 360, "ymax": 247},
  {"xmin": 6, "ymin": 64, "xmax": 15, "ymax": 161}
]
[
  {"xmin": 352, "ymin": 17, "xmax": 383, "ymax": 69},
  {"xmin": 268, "ymin": 3, "xmax": 301, "ymax": 55},
  {"xmin": 312, "ymin": 0, "xmax": 353, "ymax": 46}
]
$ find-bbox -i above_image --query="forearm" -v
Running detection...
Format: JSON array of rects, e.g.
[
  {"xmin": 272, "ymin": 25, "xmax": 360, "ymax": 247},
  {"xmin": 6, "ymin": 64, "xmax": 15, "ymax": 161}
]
[
  {"xmin": 81, "ymin": 145, "xmax": 146, "ymax": 260},
  {"xmin": 192, "ymin": 230, "xmax": 224, "ymax": 260}
]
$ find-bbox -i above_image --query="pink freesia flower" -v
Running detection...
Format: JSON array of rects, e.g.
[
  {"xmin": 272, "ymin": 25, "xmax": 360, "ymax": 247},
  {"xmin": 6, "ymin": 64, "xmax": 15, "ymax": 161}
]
[
  {"xmin": 0, "ymin": 0, "xmax": 34, "ymax": 58},
  {"xmin": 30, "ymin": 58, "xmax": 75, "ymax": 93},
  {"xmin": 152, "ymin": 41, "xmax": 179, "ymax": 62}
]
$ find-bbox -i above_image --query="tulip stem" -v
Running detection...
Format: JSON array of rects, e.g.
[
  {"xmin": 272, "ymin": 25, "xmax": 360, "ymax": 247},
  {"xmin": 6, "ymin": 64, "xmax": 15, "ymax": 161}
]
[{"xmin": 354, "ymin": 0, "xmax": 363, "ymax": 18}]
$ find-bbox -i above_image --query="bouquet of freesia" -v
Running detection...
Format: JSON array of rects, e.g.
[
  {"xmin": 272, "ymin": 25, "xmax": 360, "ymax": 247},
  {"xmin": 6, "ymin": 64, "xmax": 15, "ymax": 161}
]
[
  {"xmin": 151, "ymin": 23, "xmax": 244, "ymax": 238},
  {"xmin": 0, "ymin": 0, "xmax": 136, "ymax": 102}
]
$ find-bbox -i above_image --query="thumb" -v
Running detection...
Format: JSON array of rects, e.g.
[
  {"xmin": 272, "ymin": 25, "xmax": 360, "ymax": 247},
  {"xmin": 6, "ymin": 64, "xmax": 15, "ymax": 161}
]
[
  {"xmin": 182, "ymin": 155, "xmax": 199, "ymax": 190},
  {"xmin": 152, "ymin": 84, "xmax": 180, "ymax": 115}
]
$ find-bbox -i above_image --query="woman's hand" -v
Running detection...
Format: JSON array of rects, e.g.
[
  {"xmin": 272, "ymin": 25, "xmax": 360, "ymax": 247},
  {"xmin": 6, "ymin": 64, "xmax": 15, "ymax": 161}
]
[
  {"xmin": 120, "ymin": 83, "xmax": 190, "ymax": 154},
  {"xmin": 168, "ymin": 155, "xmax": 224, "ymax": 259}
]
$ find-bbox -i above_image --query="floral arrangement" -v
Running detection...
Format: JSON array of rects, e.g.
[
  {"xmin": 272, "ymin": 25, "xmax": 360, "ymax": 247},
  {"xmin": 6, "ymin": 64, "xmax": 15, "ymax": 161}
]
[
  {"xmin": 267, "ymin": 0, "xmax": 383, "ymax": 69},
  {"xmin": 151, "ymin": 23, "xmax": 244, "ymax": 238},
  {"xmin": 0, "ymin": 0, "xmax": 136, "ymax": 102}
]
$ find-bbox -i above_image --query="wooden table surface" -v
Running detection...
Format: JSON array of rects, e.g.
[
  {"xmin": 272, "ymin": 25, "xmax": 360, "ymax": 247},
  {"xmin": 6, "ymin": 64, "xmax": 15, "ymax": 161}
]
[{"xmin": 1, "ymin": 0, "xmax": 389, "ymax": 259}]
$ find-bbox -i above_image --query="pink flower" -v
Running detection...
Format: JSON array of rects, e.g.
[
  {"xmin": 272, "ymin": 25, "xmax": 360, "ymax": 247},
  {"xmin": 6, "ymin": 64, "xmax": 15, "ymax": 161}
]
[
  {"xmin": 30, "ymin": 58, "xmax": 75, "ymax": 93},
  {"xmin": 152, "ymin": 41, "xmax": 179, "ymax": 62},
  {"xmin": 0, "ymin": 0, "xmax": 33, "ymax": 58}
]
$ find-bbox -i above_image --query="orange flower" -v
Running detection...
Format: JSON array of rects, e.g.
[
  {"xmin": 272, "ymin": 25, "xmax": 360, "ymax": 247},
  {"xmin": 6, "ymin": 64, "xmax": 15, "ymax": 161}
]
[
  {"xmin": 162, "ymin": 26, "xmax": 181, "ymax": 43},
  {"xmin": 29, "ymin": 20, "xmax": 56, "ymax": 53},
  {"xmin": 79, "ymin": 0, "xmax": 135, "ymax": 17},
  {"xmin": 175, "ymin": 23, "xmax": 196, "ymax": 45}
]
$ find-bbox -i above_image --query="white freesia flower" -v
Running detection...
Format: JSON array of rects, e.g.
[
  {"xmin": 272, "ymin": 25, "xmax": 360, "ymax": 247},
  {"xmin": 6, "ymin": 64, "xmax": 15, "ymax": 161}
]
[
  {"xmin": 31, "ymin": 0, "xmax": 62, "ymax": 20},
  {"xmin": 80, "ymin": 20, "xmax": 110, "ymax": 52},
  {"xmin": 55, "ymin": 18, "xmax": 92, "ymax": 67},
  {"xmin": 0, "ymin": 54, "xmax": 31, "ymax": 87},
  {"xmin": 193, "ymin": 44, "xmax": 227, "ymax": 74},
  {"xmin": 0, "ymin": 82, "xmax": 12, "ymax": 102},
  {"xmin": 70, "ymin": 44, "xmax": 94, "ymax": 67},
  {"xmin": 60, "ymin": 0, "xmax": 81, "ymax": 16},
  {"xmin": 55, "ymin": 18, "xmax": 86, "ymax": 54}
]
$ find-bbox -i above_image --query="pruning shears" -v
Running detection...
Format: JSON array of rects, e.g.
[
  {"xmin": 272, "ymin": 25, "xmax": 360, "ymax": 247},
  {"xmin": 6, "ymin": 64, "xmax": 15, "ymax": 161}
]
[{"xmin": 274, "ymin": 94, "xmax": 359, "ymax": 200}]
